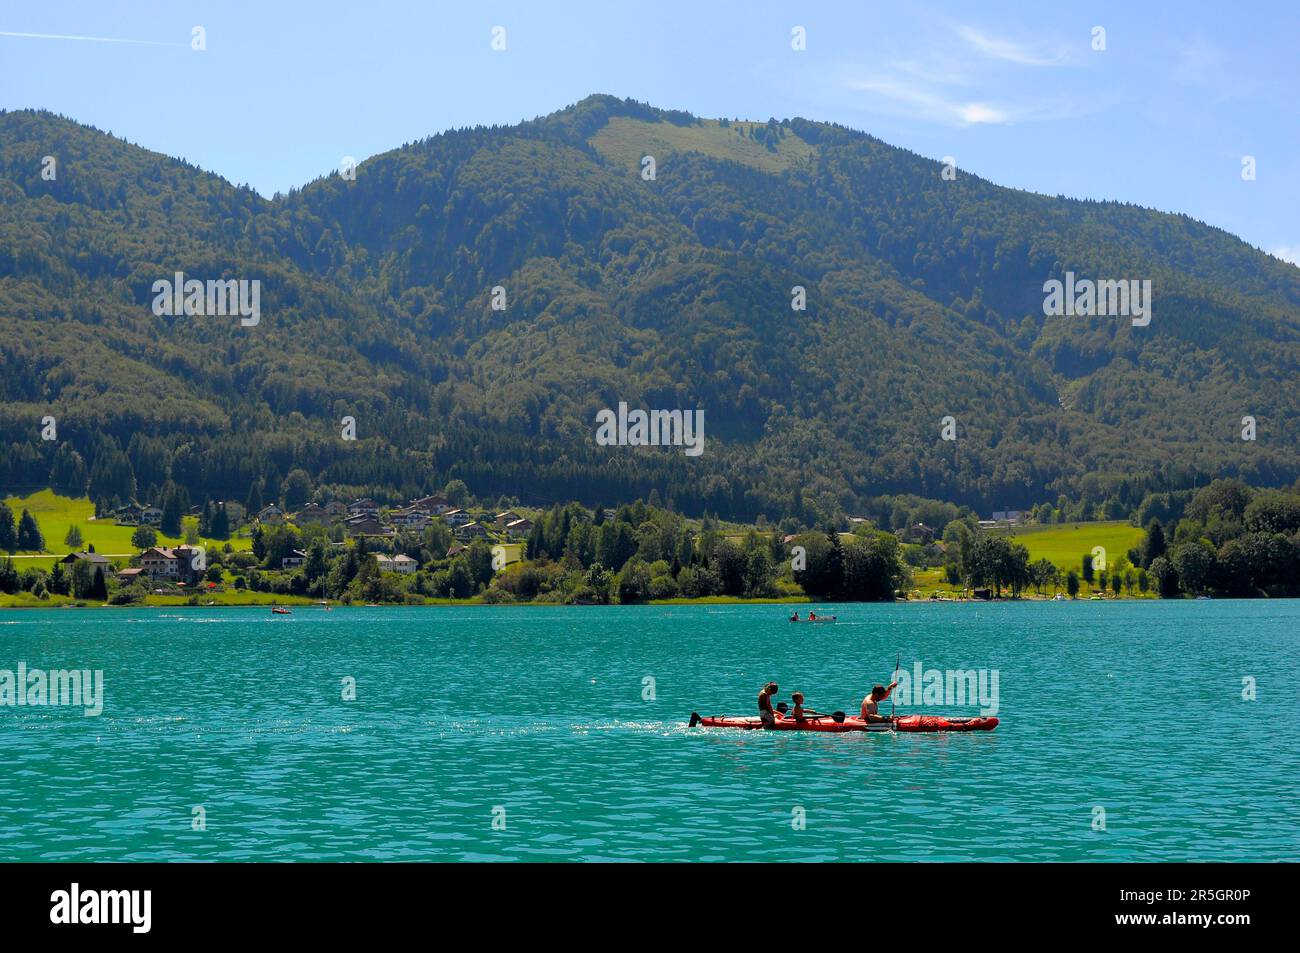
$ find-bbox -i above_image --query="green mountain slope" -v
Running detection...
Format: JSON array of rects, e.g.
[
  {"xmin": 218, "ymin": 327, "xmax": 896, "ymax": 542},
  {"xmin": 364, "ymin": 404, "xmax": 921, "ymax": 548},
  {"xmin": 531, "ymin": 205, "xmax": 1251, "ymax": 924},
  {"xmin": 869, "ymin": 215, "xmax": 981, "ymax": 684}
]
[{"xmin": 1, "ymin": 95, "xmax": 1297, "ymax": 521}]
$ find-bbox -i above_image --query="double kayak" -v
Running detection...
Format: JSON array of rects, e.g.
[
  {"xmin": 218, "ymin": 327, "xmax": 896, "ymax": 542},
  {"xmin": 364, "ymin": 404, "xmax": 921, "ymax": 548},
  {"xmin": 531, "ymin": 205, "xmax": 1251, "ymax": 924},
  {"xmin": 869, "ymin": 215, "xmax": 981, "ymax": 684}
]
[{"xmin": 689, "ymin": 713, "xmax": 998, "ymax": 732}]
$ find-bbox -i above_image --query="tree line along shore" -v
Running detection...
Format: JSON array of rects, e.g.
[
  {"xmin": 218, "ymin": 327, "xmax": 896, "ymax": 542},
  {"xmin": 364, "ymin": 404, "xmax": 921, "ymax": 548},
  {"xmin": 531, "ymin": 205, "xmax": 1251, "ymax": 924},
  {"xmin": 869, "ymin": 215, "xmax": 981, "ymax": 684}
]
[{"xmin": 2, "ymin": 476, "xmax": 1298, "ymax": 608}]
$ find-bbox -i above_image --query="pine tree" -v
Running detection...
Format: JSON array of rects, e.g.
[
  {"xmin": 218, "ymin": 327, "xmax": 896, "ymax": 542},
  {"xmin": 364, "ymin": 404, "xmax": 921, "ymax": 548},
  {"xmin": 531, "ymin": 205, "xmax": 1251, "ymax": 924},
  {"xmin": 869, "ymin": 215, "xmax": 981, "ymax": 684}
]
[
  {"xmin": 17, "ymin": 509, "xmax": 45, "ymax": 551},
  {"xmin": 0, "ymin": 504, "xmax": 16, "ymax": 552},
  {"xmin": 160, "ymin": 482, "xmax": 186, "ymax": 537},
  {"xmin": 245, "ymin": 480, "xmax": 264, "ymax": 518},
  {"xmin": 824, "ymin": 529, "xmax": 844, "ymax": 599},
  {"xmin": 211, "ymin": 503, "xmax": 230, "ymax": 540}
]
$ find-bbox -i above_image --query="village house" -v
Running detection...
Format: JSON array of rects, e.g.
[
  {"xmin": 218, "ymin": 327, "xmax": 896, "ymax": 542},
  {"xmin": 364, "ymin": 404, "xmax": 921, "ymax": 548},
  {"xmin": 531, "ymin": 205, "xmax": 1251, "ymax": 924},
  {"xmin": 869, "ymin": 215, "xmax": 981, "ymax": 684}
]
[
  {"xmin": 389, "ymin": 507, "xmax": 430, "ymax": 530},
  {"xmin": 116, "ymin": 567, "xmax": 145, "ymax": 583},
  {"xmin": 113, "ymin": 502, "xmax": 146, "ymax": 525},
  {"xmin": 292, "ymin": 503, "xmax": 330, "ymax": 526},
  {"xmin": 373, "ymin": 553, "xmax": 416, "ymax": 574},
  {"xmin": 456, "ymin": 521, "xmax": 489, "ymax": 540},
  {"xmin": 138, "ymin": 546, "xmax": 204, "ymax": 585},
  {"xmin": 281, "ymin": 549, "xmax": 308, "ymax": 569},
  {"xmin": 323, "ymin": 501, "xmax": 349, "ymax": 520},
  {"xmin": 409, "ymin": 494, "xmax": 450, "ymax": 515},
  {"xmin": 60, "ymin": 551, "xmax": 112, "ymax": 573},
  {"xmin": 257, "ymin": 504, "xmax": 285, "ymax": 525},
  {"xmin": 446, "ymin": 543, "xmax": 467, "ymax": 558},
  {"xmin": 505, "ymin": 518, "xmax": 533, "ymax": 538},
  {"xmin": 139, "ymin": 547, "xmax": 178, "ymax": 577},
  {"xmin": 348, "ymin": 498, "xmax": 380, "ymax": 518},
  {"xmin": 904, "ymin": 523, "xmax": 935, "ymax": 544},
  {"xmin": 443, "ymin": 509, "xmax": 472, "ymax": 527},
  {"xmin": 493, "ymin": 510, "xmax": 522, "ymax": 530},
  {"xmin": 344, "ymin": 513, "xmax": 392, "ymax": 537}
]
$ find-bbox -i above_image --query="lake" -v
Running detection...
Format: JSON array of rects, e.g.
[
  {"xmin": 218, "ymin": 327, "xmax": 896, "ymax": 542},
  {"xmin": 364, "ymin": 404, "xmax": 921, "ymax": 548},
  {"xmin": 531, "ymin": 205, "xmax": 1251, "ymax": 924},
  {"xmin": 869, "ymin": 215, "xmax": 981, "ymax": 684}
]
[{"xmin": 1, "ymin": 600, "xmax": 1296, "ymax": 861}]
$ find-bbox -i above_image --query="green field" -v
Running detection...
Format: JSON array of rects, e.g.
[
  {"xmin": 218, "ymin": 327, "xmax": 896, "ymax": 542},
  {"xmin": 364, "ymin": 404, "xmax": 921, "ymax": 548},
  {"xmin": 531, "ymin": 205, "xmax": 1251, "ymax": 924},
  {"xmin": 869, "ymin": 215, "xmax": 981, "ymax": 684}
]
[
  {"xmin": 908, "ymin": 522, "xmax": 1148, "ymax": 598},
  {"xmin": 989, "ymin": 521, "xmax": 1144, "ymax": 572},
  {"xmin": 2, "ymin": 489, "xmax": 252, "ymax": 569},
  {"xmin": 589, "ymin": 116, "xmax": 816, "ymax": 175}
]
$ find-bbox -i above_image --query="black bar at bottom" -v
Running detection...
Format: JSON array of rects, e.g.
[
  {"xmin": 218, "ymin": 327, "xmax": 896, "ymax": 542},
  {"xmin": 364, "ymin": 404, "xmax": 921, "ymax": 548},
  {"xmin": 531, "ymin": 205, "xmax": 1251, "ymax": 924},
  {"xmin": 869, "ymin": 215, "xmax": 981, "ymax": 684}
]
[{"xmin": 0, "ymin": 861, "xmax": 1283, "ymax": 939}]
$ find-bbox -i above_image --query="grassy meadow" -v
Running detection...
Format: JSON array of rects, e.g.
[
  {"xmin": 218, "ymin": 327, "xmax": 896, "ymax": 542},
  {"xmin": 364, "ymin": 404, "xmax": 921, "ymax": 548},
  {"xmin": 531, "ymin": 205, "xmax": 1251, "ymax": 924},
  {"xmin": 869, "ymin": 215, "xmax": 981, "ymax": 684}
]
[{"xmin": 2, "ymin": 489, "xmax": 253, "ymax": 569}]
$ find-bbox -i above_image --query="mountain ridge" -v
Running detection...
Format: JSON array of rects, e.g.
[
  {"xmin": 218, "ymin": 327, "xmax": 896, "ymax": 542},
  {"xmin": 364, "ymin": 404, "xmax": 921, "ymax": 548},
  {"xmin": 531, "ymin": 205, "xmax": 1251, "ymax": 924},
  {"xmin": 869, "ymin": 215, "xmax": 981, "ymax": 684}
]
[{"xmin": 1, "ymin": 94, "xmax": 1297, "ymax": 521}]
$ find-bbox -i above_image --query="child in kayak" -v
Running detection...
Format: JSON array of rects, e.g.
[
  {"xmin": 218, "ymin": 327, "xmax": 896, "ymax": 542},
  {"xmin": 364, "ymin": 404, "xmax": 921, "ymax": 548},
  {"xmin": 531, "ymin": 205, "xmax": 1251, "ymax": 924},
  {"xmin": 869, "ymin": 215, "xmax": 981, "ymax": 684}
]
[
  {"xmin": 790, "ymin": 692, "xmax": 827, "ymax": 723},
  {"xmin": 860, "ymin": 682, "xmax": 899, "ymax": 723},
  {"xmin": 758, "ymin": 682, "xmax": 780, "ymax": 728}
]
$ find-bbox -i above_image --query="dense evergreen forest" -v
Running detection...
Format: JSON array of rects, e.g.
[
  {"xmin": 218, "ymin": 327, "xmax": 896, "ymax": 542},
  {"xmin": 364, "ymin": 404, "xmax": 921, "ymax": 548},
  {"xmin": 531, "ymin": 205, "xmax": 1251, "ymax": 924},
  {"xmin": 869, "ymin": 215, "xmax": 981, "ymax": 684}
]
[{"xmin": 1, "ymin": 95, "xmax": 1297, "ymax": 524}]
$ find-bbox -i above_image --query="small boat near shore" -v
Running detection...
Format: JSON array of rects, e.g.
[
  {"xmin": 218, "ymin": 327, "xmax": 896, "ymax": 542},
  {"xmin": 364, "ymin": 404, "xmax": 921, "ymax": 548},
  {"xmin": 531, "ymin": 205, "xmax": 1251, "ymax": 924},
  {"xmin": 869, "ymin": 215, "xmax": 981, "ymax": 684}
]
[{"xmin": 271, "ymin": 607, "xmax": 292, "ymax": 615}]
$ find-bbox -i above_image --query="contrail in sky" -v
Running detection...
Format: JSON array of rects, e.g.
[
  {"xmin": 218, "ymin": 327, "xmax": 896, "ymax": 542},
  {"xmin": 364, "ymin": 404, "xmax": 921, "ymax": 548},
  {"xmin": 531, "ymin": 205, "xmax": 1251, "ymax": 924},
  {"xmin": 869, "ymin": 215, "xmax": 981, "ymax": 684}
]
[{"xmin": 0, "ymin": 30, "xmax": 184, "ymax": 47}]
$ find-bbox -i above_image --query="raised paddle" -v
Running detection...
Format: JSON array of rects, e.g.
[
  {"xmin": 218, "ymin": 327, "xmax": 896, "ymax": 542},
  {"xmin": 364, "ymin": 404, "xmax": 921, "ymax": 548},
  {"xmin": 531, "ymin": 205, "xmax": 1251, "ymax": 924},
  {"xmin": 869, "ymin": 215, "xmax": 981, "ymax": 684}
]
[{"xmin": 891, "ymin": 652, "xmax": 901, "ymax": 725}]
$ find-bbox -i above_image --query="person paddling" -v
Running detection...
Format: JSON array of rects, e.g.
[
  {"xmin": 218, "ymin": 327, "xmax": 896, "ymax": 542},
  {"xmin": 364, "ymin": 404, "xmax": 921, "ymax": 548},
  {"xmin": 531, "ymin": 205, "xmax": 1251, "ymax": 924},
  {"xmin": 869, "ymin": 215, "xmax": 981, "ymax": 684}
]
[
  {"xmin": 758, "ymin": 682, "xmax": 780, "ymax": 728},
  {"xmin": 860, "ymin": 681, "xmax": 899, "ymax": 723},
  {"xmin": 790, "ymin": 611, "xmax": 800, "ymax": 622}
]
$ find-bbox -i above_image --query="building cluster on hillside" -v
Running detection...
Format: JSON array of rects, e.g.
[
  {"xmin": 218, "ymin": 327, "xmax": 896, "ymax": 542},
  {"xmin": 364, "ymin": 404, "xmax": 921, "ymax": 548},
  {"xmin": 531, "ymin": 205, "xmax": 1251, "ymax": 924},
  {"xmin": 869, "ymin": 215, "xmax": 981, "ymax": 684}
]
[
  {"xmin": 63, "ymin": 492, "xmax": 536, "ymax": 588},
  {"xmin": 247, "ymin": 495, "xmax": 532, "ymax": 543}
]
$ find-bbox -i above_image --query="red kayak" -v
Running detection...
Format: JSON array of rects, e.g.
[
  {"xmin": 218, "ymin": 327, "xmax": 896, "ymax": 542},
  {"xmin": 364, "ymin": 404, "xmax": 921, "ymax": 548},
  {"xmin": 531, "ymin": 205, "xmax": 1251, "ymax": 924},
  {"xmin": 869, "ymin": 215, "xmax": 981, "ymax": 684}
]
[{"xmin": 689, "ymin": 713, "xmax": 997, "ymax": 732}]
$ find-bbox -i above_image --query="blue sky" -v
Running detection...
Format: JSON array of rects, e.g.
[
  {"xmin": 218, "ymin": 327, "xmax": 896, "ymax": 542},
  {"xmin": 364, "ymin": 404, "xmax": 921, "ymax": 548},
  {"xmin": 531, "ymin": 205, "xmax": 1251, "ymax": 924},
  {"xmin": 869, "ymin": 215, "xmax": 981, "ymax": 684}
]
[{"xmin": 2, "ymin": 1, "xmax": 1297, "ymax": 262}]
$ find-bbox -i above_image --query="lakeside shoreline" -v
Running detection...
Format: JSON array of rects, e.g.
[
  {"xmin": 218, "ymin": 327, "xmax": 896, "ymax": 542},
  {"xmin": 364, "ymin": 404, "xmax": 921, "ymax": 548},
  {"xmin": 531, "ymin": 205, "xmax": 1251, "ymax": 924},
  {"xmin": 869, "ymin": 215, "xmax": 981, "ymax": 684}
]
[{"xmin": 0, "ymin": 593, "xmax": 1187, "ymax": 610}]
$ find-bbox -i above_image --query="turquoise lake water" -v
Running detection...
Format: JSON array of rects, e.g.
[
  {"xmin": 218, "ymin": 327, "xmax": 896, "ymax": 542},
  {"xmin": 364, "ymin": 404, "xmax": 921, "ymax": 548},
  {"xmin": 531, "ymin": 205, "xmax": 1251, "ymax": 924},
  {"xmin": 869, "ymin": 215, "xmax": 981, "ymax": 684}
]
[{"xmin": 1, "ymin": 601, "xmax": 1297, "ymax": 862}]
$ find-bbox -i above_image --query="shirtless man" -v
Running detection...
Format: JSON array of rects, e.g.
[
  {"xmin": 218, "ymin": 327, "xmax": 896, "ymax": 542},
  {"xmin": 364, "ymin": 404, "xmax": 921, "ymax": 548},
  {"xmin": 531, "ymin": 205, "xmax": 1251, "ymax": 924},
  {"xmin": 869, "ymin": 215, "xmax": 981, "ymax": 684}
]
[
  {"xmin": 860, "ymin": 681, "xmax": 899, "ymax": 723},
  {"xmin": 758, "ymin": 682, "xmax": 780, "ymax": 729}
]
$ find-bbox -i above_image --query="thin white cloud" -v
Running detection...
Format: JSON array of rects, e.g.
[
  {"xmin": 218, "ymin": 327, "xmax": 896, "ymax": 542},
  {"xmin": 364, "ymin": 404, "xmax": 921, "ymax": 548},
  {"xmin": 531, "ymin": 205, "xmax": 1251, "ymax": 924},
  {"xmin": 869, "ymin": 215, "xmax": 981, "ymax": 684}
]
[
  {"xmin": 841, "ymin": 21, "xmax": 1084, "ymax": 127},
  {"xmin": 846, "ymin": 76, "xmax": 1086, "ymax": 127},
  {"xmin": 956, "ymin": 25, "xmax": 1068, "ymax": 67},
  {"xmin": 847, "ymin": 78, "xmax": 1011, "ymax": 125}
]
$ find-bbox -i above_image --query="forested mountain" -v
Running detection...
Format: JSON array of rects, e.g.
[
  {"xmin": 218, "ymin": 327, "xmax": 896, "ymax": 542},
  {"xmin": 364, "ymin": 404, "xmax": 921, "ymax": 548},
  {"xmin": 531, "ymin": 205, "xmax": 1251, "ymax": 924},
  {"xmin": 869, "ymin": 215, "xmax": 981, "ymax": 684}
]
[{"xmin": 1, "ymin": 95, "xmax": 1297, "ymax": 522}]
